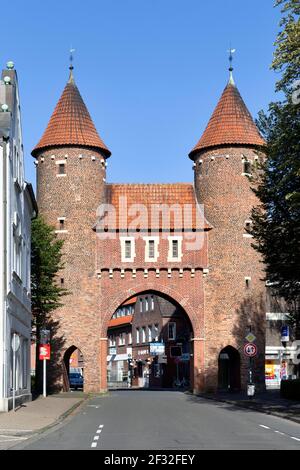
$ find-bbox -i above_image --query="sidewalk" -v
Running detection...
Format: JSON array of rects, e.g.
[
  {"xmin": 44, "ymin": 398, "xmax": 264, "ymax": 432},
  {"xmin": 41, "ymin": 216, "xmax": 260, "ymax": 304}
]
[
  {"xmin": 197, "ymin": 389, "xmax": 300, "ymax": 424},
  {"xmin": 0, "ymin": 392, "xmax": 88, "ymax": 450}
]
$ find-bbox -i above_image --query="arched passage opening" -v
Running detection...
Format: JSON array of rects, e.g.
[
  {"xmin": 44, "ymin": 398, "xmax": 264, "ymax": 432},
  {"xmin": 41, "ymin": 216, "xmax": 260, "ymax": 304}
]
[
  {"xmin": 106, "ymin": 290, "xmax": 194, "ymax": 390},
  {"xmin": 63, "ymin": 346, "xmax": 84, "ymax": 391},
  {"xmin": 218, "ymin": 346, "xmax": 241, "ymax": 392}
]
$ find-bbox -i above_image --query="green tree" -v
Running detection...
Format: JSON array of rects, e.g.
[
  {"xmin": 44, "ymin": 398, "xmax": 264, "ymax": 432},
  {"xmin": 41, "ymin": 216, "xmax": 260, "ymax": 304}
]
[
  {"xmin": 250, "ymin": 1, "xmax": 300, "ymax": 346},
  {"xmin": 31, "ymin": 216, "xmax": 68, "ymax": 393},
  {"xmin": 272, "ymin": 0, "xmax": 300, "ymax": 93}
]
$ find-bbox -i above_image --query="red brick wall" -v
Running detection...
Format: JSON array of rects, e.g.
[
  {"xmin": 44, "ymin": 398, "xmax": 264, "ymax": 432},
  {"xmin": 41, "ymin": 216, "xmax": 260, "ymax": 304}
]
[{"xmin": 194, "ymin": 146, "xmax": 266, "ymax": 391}]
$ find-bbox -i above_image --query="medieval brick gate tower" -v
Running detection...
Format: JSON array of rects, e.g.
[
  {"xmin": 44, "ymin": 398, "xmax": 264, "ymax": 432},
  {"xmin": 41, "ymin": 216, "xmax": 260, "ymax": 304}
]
[{"xmin": 32, "ymin": 62, "xmax": 267, "ymax": 394}]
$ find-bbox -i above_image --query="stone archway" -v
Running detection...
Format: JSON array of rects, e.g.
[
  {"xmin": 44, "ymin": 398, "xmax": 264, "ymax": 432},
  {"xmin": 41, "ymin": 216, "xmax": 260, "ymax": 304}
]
[
  {"xmin": 218, "ymin": 346, "xmax": 241, "ymax": 392},
  {"xmin": 105, "ymin": 289, "xmax": 195, "ymax": 391},
  {"xmin": 63, "ymin": 345, "xmax": 84, "ymax": 391}
]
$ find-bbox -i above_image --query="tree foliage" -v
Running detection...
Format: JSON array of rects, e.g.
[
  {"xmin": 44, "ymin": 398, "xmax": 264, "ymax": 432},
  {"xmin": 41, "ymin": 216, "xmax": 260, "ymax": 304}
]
[
  {"xmin": 31, "ymin": 216, "xmax": 68, "ymax": 334},
  {"xmin": 250, "ymin": 1, "xmax": 300, "ymax": 331},
  {"xmin": 272, "ymin": 0, "xmax": 300, "ymax": 93}
]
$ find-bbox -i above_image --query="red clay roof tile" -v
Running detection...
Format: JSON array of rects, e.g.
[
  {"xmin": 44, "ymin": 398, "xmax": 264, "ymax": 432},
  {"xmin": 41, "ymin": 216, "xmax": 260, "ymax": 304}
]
[
  {"xmin": 32, "ymin": 74, "xmax": 111, "ymax": 157},
  {"xmin": 189, "ymin": 82, "xmax": 266, "ymax": 159}
]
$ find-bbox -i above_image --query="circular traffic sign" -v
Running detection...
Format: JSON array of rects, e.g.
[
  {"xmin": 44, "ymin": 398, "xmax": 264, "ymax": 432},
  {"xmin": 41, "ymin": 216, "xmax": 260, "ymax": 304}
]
[{"xmin": 244, "ymin": 342, "xmax": 257, "ymax": 357}]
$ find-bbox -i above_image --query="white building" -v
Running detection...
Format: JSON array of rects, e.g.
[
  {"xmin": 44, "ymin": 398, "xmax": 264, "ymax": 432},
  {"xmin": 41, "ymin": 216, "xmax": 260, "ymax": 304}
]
[{"xmin": 0, "ymin": 61, "xmax": 37, "ymax": 411}]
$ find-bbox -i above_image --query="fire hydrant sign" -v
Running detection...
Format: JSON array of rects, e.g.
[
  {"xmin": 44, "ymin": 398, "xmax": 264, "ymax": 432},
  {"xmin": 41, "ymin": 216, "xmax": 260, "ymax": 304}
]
[
  {"xmin": 244, "ymin": 343, "xmax": 257, "ymax": 357},
  {"xmin": 39, "ymin": 344, "xmax": 50, "ymax": 360}
]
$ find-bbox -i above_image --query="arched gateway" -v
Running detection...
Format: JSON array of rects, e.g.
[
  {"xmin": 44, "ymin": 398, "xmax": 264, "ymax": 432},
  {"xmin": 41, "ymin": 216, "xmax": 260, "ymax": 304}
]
[
  {"xmin": 32, "ymin": 63, "xmax": 267, "ymax": 396},
  {"xmin": 106, "ymin": 291, "xmax": 194, "ymax": 390}
]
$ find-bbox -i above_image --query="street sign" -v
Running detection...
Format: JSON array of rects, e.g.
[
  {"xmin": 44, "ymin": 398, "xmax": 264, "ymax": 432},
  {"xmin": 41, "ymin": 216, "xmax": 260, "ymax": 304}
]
[
  {"xmin": 245, "ymin": 332, "xmax": 256, "ymax": 343},
  {"xmin": 150, "ymin": 342, "xmax": 165, "ymax": 356},
  {"xmin": 281, "ymin": 325, "xmax": 289, "ymax": 342},
  {"xmin": 39, "ymin": 344, "xmax": 50, "ymax": 360},
  {"xmin": 244, "ymin": 343, "xmax": 257, "ymax": 357},
  {"xmin": 181, "ymin": 353, "xmax": 190, "ymax": 362}
]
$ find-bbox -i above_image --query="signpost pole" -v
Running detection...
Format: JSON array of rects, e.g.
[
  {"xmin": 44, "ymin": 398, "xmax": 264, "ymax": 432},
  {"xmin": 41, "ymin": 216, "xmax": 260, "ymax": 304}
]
[
  {"xmin": 12, "ymin": 335, "xmax": 16, "ymax": 412},
  {"xmin": 43, "ymin": 358, "xmax": 46, "ymax": 398}
]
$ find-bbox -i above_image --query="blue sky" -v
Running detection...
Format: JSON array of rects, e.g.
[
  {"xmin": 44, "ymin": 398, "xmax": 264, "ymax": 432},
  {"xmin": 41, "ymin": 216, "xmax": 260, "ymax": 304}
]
[{"xmin": 3, "ymin": 0, "xmax": 281, "ymax": 187}]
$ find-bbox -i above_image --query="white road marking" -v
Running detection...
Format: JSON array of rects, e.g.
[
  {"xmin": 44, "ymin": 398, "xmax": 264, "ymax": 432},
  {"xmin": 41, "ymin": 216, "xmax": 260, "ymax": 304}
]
[
  {"xmin": 274, "ymin": 431, "xmax": 285, "ymax": 436},
  {"xmin": 90, "ymin": 424, "xmax": 104, "ymax": 449},
  {"xmin": 290, "ymin": 437, "xmax": 300, "ymax": 442},
  {"xmin": 259, "ymin": 425, "xmax": 270, "ymax": 429}
]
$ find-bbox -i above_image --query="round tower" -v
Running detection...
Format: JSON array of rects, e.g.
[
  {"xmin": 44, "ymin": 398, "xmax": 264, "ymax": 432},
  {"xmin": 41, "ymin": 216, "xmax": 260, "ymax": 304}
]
[
  {"xmin": 189, "ymin": 68, "xmax": 267, "ymax": 392},
  {"xmin": 32, "ymin": 67, "xmax": 111, "ymax": 392}
]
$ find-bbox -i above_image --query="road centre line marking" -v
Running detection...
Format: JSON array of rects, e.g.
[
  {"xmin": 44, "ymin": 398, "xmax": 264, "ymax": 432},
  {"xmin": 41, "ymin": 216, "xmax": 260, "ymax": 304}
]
[
  {"xmin": 91, "ymin": 442, "xmax": 97, "ymax": 448},
  {"xmin": 96, "ymin": 430, "xmax": 102, "ymax": 434},
  {"xmin": 94, "ymin": 436, "xmax": 100, "ymax": 441},
  {"xmin": 259, "ymin": 425, "xmax": 270, "ymax": 429},
  {"xmin": 274, "ymin": 431, "xmax": 285, "ymax": 435},
  {"xmin": 291, "ymin": 437, "xmax": 300, "ymax": 442}
]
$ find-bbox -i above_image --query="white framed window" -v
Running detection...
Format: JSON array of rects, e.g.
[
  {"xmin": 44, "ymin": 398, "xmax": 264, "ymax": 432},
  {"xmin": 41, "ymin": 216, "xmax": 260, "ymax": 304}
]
[
  {"xmin": 136, "ymin": 328, "xmax": 140, "ymax": 344},
  {"xmin": 148, "ymin": 326, "xmax": 152, "ymax": 342},
  {"xmin": 150, "ymin": 295, "xmax": 154, "ymax": 310},
  {"xmin": 140, "ymin": 298, "xmax": 143, "ymax": 313},
  {"xmin": 153, "ymin": 324, "xmax": 159, "ymax": 342},
  {"xmin": 142, "ymin": 327, "xmax": 146, "ymax": 343},
  {"xmin": 167, "ymin": 236, "xmax": 183, "ymax": 262},
  {"xmin": 128, "ymin": 332, "xmax": 132, "ymax": 345},
  {"xmin": 119, "ymin": 333, "xmax": 125, "ymax": 346},
  {"xmin": 143, "ymin": 236, "xmax": 159, "ymax": 262},
  {"xmin": 242, "ymin": 157, "xmax": 252, "ymax": 176},
  {"xmin": 168, "ymin": 322, "xmax": 176, "ymax": 340},
  {"xmin": 145, "ymin": 297, "xmax": 149, "ymax": 312},
  {"xmin": 120, "ymin": 237, "xmax": 135, "ymax": 262}
]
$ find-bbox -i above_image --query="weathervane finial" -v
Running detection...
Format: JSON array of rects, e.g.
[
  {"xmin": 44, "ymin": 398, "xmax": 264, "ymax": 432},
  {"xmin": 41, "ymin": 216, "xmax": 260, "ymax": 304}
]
[
  {"xmin": 68, "ymin": 47, "xmax": 75, "ymax": 83},
  {"xmin": 227, "ymin": 46, "xmax": 236, "ymax": 85}
]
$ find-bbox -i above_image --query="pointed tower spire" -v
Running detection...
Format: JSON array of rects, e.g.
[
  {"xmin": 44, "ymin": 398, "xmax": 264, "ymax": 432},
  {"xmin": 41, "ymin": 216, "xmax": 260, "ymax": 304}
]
[
  {"xmin": 189, "ymin": 69, "xmax": 265, "ymax": 160},
  {"xmin": 32, "ymin": 64, "xmax": 111, "ymax": 158}
]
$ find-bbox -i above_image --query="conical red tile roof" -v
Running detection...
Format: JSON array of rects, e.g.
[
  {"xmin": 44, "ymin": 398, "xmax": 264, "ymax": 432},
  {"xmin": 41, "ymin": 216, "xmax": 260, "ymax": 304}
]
[
  {"xmin": 32, "ymin": 73, "xmax": 111, "ymax": 157},
  {"xmin": 189, "ymin": 81, "xmax": 265, "ymax": 159}
]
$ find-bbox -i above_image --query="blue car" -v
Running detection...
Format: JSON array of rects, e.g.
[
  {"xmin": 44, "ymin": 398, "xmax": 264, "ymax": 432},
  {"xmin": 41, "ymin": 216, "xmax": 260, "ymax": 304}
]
[{"xmin": 69, "ymin": 372, "xmax": 84, "ymax": 390}]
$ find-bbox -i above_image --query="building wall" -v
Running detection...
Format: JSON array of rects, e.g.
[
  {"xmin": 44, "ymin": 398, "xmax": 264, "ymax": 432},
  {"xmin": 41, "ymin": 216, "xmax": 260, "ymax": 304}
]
[{"xmin": 0, "ymin": 66, "xmax": 35, "ymax": 411}]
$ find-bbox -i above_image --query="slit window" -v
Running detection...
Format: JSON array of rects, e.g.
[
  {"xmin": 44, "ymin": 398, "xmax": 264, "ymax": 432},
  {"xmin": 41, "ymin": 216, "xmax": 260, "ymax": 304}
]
[
  {"xmin": 243, "ymin": 159, "xmax": 251, "ymax": 175},
  {"xmin": 58, "ymin": 163, "xmax": 65, "ymax": 175},
  {"xmin": 148, "ymin": 240, "xmax": 155, "ymax": 259},
  {"xmin": 172, "ymin": 240, "xmax": 179, "ymax": 258},
  {"xmin": 59, "ymin": 219, "xmax": 65, "ymax": 230},
  {"xmin": 125, "ymin": 240, "xmax": 132, "ymax": 259}
]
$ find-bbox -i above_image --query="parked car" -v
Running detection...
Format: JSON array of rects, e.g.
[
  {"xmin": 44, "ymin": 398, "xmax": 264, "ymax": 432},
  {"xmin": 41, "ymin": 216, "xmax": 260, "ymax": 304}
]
[{"xmin": 69, "ymin": 372, "xmax": 84, "ymax": 390}]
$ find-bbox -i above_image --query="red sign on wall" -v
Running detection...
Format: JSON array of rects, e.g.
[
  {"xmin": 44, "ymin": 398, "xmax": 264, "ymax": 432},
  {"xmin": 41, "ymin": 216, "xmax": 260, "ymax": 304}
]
[{"xmin": 39, "ymin": 344, "xmax": 51, "ymax": 360}]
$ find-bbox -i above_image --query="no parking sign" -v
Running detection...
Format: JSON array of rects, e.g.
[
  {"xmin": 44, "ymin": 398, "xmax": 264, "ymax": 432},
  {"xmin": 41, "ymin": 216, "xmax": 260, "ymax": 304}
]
[{"xmin": 244, "ymin": 342, "xmax": 257, "ymax": 357}]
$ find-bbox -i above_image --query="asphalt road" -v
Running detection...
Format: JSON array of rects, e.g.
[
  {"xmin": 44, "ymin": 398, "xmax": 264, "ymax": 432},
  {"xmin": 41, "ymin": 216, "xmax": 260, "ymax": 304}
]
[{"xmin": 16, "ymin": 390, "xmax": 300, "ymax": 450}]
